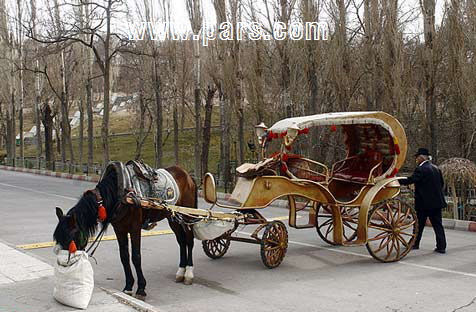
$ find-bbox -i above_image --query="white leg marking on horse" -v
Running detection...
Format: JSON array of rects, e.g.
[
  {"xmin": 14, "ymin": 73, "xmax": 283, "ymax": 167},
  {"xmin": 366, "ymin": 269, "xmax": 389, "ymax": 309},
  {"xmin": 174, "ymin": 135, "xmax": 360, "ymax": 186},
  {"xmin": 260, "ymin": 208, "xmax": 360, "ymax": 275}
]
[
  {"xmin": 175, "ymin": 267, "xmax": 185, "ymax": 282},
  {"xmin": 184, "ymin": 266, "xmax": 194, "ymax": 285}
]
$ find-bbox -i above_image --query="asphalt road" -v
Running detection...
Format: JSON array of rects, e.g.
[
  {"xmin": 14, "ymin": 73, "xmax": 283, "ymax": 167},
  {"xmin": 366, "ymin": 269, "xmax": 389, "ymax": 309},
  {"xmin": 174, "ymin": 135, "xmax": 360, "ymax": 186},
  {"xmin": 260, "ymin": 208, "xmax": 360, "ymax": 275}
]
[{"xmin": 1, "ymin": 170, "xmax": 476, "ymax": 312}]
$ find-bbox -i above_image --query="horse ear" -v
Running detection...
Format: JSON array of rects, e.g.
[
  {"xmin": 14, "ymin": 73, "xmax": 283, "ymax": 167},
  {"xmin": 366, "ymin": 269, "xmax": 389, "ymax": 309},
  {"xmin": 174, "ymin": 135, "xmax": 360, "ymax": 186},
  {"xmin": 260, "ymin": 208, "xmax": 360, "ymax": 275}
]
[{"xmin": 55, "ymin": 207, "xmax": 64, "ymax": 220}]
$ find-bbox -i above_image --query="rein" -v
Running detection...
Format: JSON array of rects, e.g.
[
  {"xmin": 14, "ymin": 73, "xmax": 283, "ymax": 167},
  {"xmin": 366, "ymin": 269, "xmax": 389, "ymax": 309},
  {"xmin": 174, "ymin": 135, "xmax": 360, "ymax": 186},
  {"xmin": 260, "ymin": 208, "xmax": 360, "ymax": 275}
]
[{"xmin": 86, "ymin": 225, "xmax": 107, "ymax": 263}]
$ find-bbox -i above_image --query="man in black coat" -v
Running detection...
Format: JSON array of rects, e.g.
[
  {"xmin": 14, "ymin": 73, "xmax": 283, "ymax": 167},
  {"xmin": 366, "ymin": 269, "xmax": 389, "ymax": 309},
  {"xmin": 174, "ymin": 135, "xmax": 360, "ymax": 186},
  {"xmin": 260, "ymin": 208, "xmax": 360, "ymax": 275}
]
[{"xmin": 400, "ymin": 148, "xmax": 447, "ymax": 253}]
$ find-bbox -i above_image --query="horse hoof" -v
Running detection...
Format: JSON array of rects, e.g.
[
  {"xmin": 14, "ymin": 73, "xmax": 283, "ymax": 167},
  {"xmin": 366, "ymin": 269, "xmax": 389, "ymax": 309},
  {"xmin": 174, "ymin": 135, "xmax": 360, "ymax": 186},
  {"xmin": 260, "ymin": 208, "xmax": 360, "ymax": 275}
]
[
  {"xmin": 135, "ymin": 294, "xmax": 146, "ymax": 301},
  {"xmin": 184, "ymin": 277, "xmax": 193, "ymax": 285},
  {"xmin": 175, "ymin": 275, "xmax": 184, "ymax": 283},
  {"xmin": 123, "ymin": 289, "xmax": 133, "ymax": 296},
  {"xmin": 135, "ymin": 289, "xmax": 147, "ymax": 301}
]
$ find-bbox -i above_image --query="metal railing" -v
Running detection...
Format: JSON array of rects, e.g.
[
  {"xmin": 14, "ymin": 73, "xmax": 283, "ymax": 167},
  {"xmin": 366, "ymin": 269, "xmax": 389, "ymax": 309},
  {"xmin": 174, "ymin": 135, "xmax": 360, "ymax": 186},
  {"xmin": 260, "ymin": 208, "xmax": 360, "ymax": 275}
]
[{"xmin": 1, "ymin": 157, "xmax": 103, "ymax": 176}]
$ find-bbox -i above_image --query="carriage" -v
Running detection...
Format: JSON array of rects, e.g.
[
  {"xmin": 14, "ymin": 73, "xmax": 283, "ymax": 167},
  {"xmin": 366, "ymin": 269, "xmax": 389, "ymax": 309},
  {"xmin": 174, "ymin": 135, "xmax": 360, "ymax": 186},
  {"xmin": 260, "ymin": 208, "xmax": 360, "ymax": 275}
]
[{"xmin": 196, "ymin": 111, "xmax": 418, "ymax": 268}]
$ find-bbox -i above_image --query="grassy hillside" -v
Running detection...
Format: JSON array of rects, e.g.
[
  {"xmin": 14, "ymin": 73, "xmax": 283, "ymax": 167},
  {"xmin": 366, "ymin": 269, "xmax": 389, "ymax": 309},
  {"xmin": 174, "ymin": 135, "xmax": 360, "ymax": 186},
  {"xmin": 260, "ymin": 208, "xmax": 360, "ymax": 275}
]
[{"xmin": 20, "ymin": 112, "xmax": 255, "ymax": 176}]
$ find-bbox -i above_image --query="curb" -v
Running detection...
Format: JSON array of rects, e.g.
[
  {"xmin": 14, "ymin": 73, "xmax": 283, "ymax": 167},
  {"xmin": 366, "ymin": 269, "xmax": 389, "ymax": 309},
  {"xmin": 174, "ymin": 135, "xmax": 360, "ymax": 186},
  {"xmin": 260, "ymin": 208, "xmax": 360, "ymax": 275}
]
[
  {"xmin": 2, "ymin": 165, "xmax": 476, "ymax": 233},
  {"xmin": 101, "ymin": 287, "xmax": 163, "ymax": 312},
  {"xmin": 0, "ymin": 165, "xmax": 99, "ymax": 182}
]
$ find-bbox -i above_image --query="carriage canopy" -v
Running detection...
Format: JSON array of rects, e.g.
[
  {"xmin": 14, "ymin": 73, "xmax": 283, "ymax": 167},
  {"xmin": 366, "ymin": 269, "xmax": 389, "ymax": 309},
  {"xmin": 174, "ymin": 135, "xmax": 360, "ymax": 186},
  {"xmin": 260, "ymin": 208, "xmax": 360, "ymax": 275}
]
[{"xmin": 268, "ymin": 111, "xmax": 407, "ymax": 181}]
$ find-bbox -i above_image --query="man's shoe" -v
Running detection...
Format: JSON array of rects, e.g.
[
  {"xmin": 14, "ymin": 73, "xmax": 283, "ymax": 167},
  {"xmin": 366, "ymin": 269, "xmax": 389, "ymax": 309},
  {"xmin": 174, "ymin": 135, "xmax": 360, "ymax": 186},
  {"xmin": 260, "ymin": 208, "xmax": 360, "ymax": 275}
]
[
  {"xmin": 412, "ymin": 245, "xmax": 419, "ymax": 250},
  {"xmin": 434, "ymin": 248, "xmax": 446, "ymax": 254}
]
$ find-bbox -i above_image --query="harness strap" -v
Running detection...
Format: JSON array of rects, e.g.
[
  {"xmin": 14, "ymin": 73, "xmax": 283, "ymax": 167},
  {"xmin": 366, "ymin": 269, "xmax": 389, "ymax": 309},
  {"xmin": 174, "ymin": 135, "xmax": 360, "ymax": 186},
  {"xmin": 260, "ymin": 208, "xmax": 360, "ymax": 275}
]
[{"xmin": 85, "ymin": 188, "xmax": 107, "ymax": 222}]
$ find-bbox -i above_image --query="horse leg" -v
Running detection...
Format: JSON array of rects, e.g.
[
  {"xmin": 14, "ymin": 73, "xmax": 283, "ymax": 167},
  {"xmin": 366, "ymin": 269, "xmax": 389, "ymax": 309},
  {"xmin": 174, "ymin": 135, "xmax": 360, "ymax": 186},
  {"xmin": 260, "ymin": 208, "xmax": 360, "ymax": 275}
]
[
  {"xmin": 181, "ymin": 227, "xmax": 194, "ymax": 285},
  {"xmin": 168, "ymin": 219, "xmax": 188, "ymax": 283},
  {"xmin": 130, "ymin": 230, "xmax": 147, "ymax": 299},
  {"xmin": 115, "ymin": 231, "xmax": 134, "ymax": 294}
]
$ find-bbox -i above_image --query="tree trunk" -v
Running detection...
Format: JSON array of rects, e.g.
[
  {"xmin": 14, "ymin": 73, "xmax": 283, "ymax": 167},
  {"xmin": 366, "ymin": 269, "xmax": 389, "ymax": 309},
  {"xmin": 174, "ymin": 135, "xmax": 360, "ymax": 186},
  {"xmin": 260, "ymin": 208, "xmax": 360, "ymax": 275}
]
[
  {"xmin": 135, "ymin": 88, "xmax": 146, "ymax": 159},
  {"xmin": 42, "ymin": 103, "xmax": 54, "ymax": 170},
  {"xmin": 101, "ymin": 0, "xmax": 112, "ymax": 166},
  {"xmin": 364, "ymin": 0, "xmax": 375, "ymax": 110},
  {"xmin": 154, "ymin": 57, "xmax": 163, "ymax": 168},
  {"xmin": 60, "ymin": 51, "xmax": 67, "ymax": 163},
  {"xmin": 86, "ymin": 79, "xmax": 93, "ymax": 168},
  {"xmin": 17, "ymin": 0, "xmax": 24, "ymax": 167},
  {"xmin": 79, "ymin": 99, "xmax": 84, "ymax": 166},
  {"xmin": 201, "ymin": 85, "xmax": 216, "ymax": 175},
  {"xmin": 193, "ymin": 39, "xmax": 201, "ymax": 179},
  {"xmin": 35, "ymin": 59, "xmax": 42, "ymax": 167},
  {"xmin": 9, "ymin": 33, "xmax": 15, "ymax": 166},
  {"xmin": 421, "ymin": 0, "xmax": 437, "ymax": 156}
]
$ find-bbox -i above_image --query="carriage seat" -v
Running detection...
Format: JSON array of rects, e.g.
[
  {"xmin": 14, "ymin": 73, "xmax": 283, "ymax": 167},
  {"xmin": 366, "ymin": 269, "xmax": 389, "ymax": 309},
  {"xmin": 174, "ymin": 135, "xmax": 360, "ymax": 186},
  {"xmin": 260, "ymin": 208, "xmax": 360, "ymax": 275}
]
[
  {"xmin": 236, "ymin": 157, "xmax": 279, "ymax": 178},
  {"xmin": 332, "ymin": 150, "xmax": 383, "ymax": 184},
  {"xmin": 286, "ymin": 157, "xmax": 327, "ymax": 182}
]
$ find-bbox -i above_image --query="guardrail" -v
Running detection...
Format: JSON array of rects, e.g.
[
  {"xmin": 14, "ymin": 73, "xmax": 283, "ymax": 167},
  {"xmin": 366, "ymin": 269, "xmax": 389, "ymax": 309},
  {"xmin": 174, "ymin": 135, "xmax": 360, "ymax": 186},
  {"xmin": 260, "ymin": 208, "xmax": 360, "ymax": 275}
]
[{"xmin": 2, "ymin": 157, "xmax": 104, "ymax": 176}]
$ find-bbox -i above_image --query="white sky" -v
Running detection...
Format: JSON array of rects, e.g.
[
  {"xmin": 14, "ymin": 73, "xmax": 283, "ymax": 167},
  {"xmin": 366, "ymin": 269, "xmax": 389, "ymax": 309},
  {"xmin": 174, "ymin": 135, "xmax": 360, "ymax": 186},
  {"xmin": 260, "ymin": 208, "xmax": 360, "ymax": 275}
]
[
  {"xmin": 148, "ymin": 0, "xmax": 446, "ymax": 38},
  {"xmin": 3, "ymin": 0, "xmax": 447, "ymax": 40}
]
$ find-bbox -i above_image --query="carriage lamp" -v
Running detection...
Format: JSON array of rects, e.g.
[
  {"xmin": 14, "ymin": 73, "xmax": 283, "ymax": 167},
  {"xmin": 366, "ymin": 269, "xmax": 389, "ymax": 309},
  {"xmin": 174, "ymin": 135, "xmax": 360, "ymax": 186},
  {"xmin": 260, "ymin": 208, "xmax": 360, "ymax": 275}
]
[
  {"xmin": 255, "ymin": 122, "xmax": 268, "ymax": 145},
  {"xmin": 284, "ymin": 123, "xmax": 300, "ymax": 146}
]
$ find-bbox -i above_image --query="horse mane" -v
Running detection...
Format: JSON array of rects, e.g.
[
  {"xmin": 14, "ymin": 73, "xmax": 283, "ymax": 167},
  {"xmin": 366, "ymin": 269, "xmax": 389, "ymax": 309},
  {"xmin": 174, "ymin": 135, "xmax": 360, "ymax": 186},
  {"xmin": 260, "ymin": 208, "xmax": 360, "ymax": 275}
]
[{"xmin": 53, "ymin": 169, "xmax": 120, "ymax": 245}]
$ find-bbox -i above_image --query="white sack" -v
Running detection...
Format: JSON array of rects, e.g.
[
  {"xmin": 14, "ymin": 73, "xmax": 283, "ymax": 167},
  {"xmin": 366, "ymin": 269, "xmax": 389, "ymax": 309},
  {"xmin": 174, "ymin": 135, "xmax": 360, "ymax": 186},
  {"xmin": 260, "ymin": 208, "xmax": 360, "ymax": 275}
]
[
  {"xmin": 53, "ymin": 250, "xmax": 94, "ymax": 310},
  {"xmin": 193, "ymin": 219, "xmax": 235, "ymax": 241}
]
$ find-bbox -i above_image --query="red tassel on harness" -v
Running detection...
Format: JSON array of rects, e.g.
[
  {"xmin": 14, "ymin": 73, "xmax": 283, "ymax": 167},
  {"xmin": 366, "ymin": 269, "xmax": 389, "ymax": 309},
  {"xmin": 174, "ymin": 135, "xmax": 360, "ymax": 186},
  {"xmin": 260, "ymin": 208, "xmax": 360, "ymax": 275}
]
[
  {"xmin": 69, "ymin": 240, "xmax": 77, "ymax": 254},
  {"xmin": 98, "ymin": 204, "xmax": 107, "ymax": 222},
  {"xmin": 330, "ymin": 125, "xmax": 337, "ymax": 132}
]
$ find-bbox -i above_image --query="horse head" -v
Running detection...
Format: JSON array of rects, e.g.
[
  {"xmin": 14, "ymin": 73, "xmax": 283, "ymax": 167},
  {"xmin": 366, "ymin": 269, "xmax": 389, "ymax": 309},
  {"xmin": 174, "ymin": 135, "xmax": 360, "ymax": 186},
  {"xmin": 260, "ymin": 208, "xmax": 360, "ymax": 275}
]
[
  {"xmin": 53, "ymin": 169, "xmax": 121, "ymax": 254},
  {"xmin": 53, "ymin": 207, "xmax": 89, "ymax": 253}
]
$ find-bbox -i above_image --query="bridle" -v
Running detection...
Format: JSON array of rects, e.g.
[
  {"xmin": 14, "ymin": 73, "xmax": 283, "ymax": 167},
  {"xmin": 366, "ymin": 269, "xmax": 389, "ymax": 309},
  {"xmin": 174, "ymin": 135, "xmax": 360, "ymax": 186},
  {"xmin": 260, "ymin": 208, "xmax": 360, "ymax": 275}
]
[{"xmin": 68, "ymin": 188, "xmax": 108, "ymax": 256}]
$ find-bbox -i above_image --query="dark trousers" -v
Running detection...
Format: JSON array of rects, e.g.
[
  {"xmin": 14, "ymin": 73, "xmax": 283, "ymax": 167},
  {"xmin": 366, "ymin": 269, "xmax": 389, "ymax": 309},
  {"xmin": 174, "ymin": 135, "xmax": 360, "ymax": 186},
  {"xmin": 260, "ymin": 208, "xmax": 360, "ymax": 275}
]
[{"xmin": 415, "ymin": 208, "xmax": 447, "ymax": 250}]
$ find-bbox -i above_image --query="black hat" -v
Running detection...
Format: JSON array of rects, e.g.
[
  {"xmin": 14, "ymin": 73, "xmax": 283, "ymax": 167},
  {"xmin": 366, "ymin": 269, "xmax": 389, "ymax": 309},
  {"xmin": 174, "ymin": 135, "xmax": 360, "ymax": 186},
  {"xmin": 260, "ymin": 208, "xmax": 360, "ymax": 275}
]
[{"xmin": 414, "ymin": 148, "xmax": 430, "ymax": 156}]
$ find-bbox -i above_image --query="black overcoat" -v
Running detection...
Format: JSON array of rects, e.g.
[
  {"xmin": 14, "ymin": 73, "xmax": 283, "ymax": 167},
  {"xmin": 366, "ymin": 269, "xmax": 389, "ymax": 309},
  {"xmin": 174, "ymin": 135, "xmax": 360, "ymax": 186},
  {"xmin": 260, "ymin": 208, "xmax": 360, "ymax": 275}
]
[{"xmin": 400, "ymin": 161, "xmax": 447, "ymax": 210}]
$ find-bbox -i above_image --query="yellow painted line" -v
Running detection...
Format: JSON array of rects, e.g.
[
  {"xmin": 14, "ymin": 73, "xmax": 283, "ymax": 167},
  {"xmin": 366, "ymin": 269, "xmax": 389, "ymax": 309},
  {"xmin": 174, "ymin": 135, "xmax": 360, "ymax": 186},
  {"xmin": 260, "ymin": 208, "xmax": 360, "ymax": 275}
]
[{"xmin": 16, "ymin": 215, "xmax": 296, "ymax": 250}]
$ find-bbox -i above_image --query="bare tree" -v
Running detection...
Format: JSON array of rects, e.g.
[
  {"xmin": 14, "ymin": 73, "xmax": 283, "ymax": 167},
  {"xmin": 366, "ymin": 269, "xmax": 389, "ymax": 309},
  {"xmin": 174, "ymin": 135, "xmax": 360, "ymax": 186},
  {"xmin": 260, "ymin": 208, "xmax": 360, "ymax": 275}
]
[
  {"xmin": 186, "ymin": 0, "xmax": 203, "ymax": 178},
  {"xmin": 30, "ymin": 0, "xmax": 43, "ymax": 166},
  {"xmin": 420, "ymin": 0, "xmax": 437, "ymax": 156}
]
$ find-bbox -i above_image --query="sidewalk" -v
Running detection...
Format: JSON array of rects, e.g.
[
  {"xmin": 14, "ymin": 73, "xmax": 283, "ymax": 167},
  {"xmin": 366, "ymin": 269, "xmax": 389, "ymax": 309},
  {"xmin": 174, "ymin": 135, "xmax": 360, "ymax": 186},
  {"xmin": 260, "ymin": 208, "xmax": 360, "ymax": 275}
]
[{"xmin": 0, "ymin": 241, "xmax": 136, "ymax": 312}]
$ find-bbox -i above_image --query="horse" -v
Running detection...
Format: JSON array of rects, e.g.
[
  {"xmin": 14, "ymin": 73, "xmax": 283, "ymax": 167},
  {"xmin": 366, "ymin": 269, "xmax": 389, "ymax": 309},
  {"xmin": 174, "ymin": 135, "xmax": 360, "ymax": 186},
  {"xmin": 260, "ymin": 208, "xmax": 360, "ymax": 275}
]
[{"xmin": 53, "ymin": 163, "xmax": 197, "ymax": 299}]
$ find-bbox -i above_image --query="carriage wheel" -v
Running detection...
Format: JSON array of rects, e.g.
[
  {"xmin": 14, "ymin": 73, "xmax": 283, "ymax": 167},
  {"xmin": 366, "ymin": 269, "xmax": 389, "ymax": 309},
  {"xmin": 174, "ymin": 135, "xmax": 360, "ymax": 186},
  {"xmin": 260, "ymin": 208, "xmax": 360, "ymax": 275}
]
[
  {"xmin": 316, "ymin": 205, "xmax": 359, "ymax": 245},
  {"xmin": 202, "ymin": 237, "xmax": 231, "ymax": 259},
  {"xmin": 366, "ymin": 197, "xmax": 418, "ymax": 263},
  {"xmin": 260, "ymin": 221, "xmax": 288, "ymax": 269}
]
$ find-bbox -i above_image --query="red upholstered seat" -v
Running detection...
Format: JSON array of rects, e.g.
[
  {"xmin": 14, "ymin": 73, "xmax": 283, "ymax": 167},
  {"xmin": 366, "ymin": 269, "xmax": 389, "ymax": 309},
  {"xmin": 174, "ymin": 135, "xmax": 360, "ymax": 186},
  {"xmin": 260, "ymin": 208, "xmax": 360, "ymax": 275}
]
[
  {"xmin": 308, "ymin": 175, "xmax": 326, "ymax": 182},
  {"xmin": 332, "ymin": 150, "xmax": 383, "ymax": 184},
  {"xmin": 333, "ymin": 172, "xmax": 353, "ymax": 180}
]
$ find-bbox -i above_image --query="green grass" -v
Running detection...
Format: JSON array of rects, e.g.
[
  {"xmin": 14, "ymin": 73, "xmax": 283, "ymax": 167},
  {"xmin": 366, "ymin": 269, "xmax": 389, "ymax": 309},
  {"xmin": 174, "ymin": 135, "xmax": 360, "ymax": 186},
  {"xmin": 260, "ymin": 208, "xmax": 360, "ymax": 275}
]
[
  {"xmin": 23, "ymin": 127, "xmax": 225, "ymax": 175},
  {"xmin": 21, "ymin": 119, "xmax": 257, "ymax": 175}
]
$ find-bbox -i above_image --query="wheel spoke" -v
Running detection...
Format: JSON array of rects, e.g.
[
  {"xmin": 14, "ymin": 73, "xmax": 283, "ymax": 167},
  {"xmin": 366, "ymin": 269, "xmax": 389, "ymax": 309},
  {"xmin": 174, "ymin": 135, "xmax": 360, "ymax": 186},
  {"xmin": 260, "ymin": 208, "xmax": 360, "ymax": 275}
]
[
  {"xmin": 319, "ymin": 218, "xmax": 333, "ymax": 227},
  {"xmin": 368, "ymin": 231, "xmax": 389, "ymax": 241},
  {"xmin": 375, "ymin": 210, "xmax": 391, "ymax": 226},
  {"xmin": 384, "ymin": 235, "xmax": 395, "ymax": 260},
  {"xmin": 368, "ymin": 223, "xmax": 392, "ymax": 232},
  {"xmin": 264, "ymin": 245, "xmax": 281, "ymax": 251},
  {"xmin": 399, "ymin": 231, "xmax": 416, "ymax": 238},
  {"xmin": 395, "ymin": 233, "xmax": 410, "ymax": 249},
  {"xmin": 398, "ymin": 220, "xmax": 416, "ymax": 230},
  {"xmin": 375, "ymin": 236, "xmax": 391, "ymax": 253}
]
